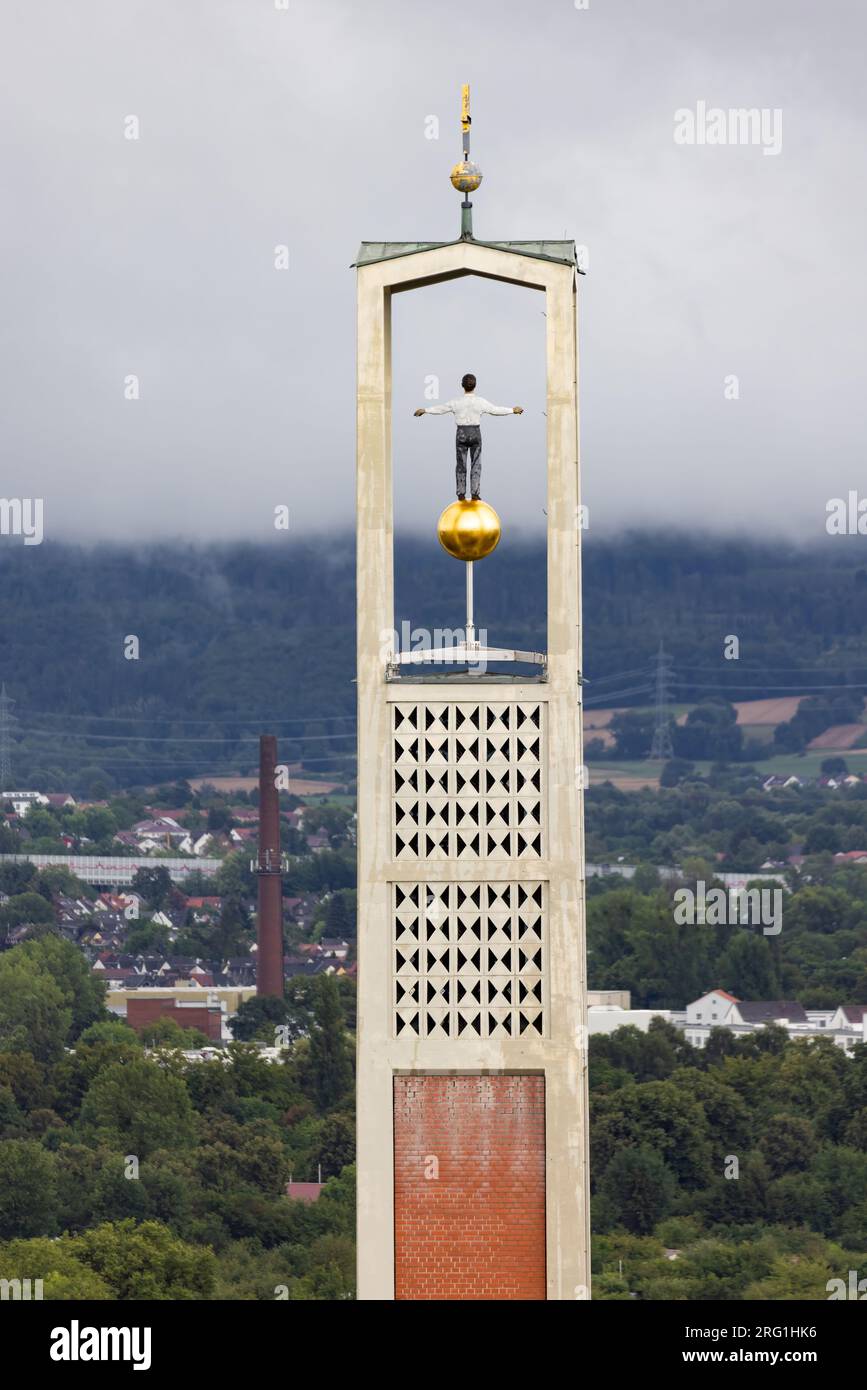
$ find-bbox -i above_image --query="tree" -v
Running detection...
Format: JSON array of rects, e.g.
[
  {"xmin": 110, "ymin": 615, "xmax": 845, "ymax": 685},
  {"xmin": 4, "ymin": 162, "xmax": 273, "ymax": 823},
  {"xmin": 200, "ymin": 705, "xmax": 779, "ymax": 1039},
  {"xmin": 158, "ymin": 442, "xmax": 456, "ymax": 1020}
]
[
  {"xmin": 302, "ymin": 806, "xmax": 353, "ymax": 842},
  {"xmin": 195, "ymin": 1131, "xmax": 287, "ymax": 1197},
  {"xmin": 0, "ymin": 1237, "xmax": 112, "ymax": 1299},
  {"xmin": 216, "ymin": 852, "xmax": 255, "ymax": 899},
  {"xmin": 79, "ymin": 806, "xmax": 118, "ymax": 843},
  {"xmin": 610, "ymin": 711, "xmax": 655, "ymax": 760},
  {"xmin": 0, "ymin": 1140, "xmax": 58, "ymax": 1238},
  {"xmin": 318, "ymin": 1162, "xmax": 356, "ymax": 1233},
  {"xmin": 673, "ymin": 700, "xmax": 743, "ymax": 763},
  {"xmin": 669, "ymin": 1066, "xmax": 751, "ymax": 1150},
  {"xmin": 704, "ymin": 1027, "xmax": 738, "ymax": 1065},
  {"xmin": 232, "ymin": 994, "xmax": 291, "ymax": 1043},
  {"xmin": 717, "ymin": 932, "xmax": 779, "ymax": 1000},
  {"xmin": 749, "ymin": 1022, "xmax": 790, "ymax": 1056},
  {"xmin": 210, "ymin": 896, "xmax": 251, "ymax": 958},
  {"xmin": 0, "ymin": 890, "xmax": 55, "ymax": 933},
  {"xmin": 590, "ymin": 1023, "xmax": 683, "ymax": 1084},
  {"xmin": 774, "ymin": 694, "xmax": 864, "ymax": 753},
  {"xmin": 16, "ymin": 936, "xmax": 107, "ymax": 1039},
  {"xmin": 844, "ymin": 1108, "xmax": 867, "ymax": 1152},
  {"xmin": 773, "ymin": 1040, "xmax": 848, "ymax": 1124},
  {"xmin": 0, "ymin": 822, "xmax": 21, "ymax": 853},
  {"xmin": 54, "ymin": 1143, "xmax": 112, "ymax": 1233},
  {"xmin": 138, "ymin": 1018, "xmax": 210, "ymax": 1049},
  {"xmin": 78, "ymin": 1020, "xmax": 139, "ymax": 1048},
  {"xmin": 0, "ymin": 1050, "xmax": 53, "ymax": 1111},
  {"xmin": 660, "ymin": 758, "xmax": 695, "ymax": 788},
  {"xmin": 307, "ymin": 976, "xmax": 353, "ymax": 1110},
  {"xmin": 804, "ymin": 823, "xmax": 842, "ymax": 855},
  {"xmin": 151, "ymin": 780, "xmax": 194, "ymax": 808},
  {"xmin": 315, "ymin": 1112, "xmax": 355, "ymax": 1178},
  {"xmin": 821, "ymin": 757, "xmax": 849, "ymax": 777},
  {"xmin": 587, "ymin": 889, "xmax": 716, "ymax": 1010},
  {"xmin": 595, "ymin": 1145, "xmax": 676, "ymax": 1235},
  {"xmin": 0, "ymin": 953, "xmax": 71, "ymax": 1062},
  {"xmin": 131, "ymin": 865, "xmax": 173, "ymax": 911},
  {"xmin": 325, "ymin": 891, "xmax": 354, "ymax": 938},
  {"xmin": 0, "ymin": 861, "xmax": 35, "ymax": 897},
  {"xmin": 592, "ymin": 1079, "xmax": 712, "ymax": 1188},
  {"xmin": 124, "ymin": 920, "xmax": 172, "ymax": 955},
  {"xmin": 20, "ymin": 808, "xmax": 64, "ymax": 842},
  {"xmin": 631, "ymin": 863, "xmax": 661, "ymax": 893},
  {"xmin": 759, "ymin": 1113, "xmax": 817, "ymax": 1177},
  {"xmin": 73, "ymin": 1219, "xmax": 216, "ymax": 1299},
  {"xmin": 232, "ymin": 978, "xmax": 320, "ymax": 1044},
  {"xmin": 32, "ymin": 866, "xmax": 89, "ymax": 900},
  {"xmin": 79, "ymin": 1057, "xmax": 196, "ymax": 1157}
]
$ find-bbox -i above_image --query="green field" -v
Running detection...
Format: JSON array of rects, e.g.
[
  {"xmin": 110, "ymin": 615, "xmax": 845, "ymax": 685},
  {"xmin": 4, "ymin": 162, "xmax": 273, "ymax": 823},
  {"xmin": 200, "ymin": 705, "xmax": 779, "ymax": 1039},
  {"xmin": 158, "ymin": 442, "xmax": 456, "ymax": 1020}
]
[
  {"xmin": 299, "ymin": 792, "xmax": 356, "ymax": 807},
  {"xmin": 588, "ymin": 747, "xmax": 867, "ymax": 788},
  {"xmin": 747, "ymin": 749, "xmax": 867, "ymax": 778},
  {"xmin": 739, "ymin": 724, "xmax": 776, "ymax": 744}
]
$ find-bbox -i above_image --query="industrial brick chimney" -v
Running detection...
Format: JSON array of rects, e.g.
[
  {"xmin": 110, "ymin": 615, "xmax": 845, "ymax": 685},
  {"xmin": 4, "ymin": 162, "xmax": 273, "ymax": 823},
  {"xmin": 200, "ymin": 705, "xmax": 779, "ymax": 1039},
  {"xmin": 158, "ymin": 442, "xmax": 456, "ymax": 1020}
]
[{"xmin": 256, "ymin": 734, "xmax": 284, "ymax": 997}]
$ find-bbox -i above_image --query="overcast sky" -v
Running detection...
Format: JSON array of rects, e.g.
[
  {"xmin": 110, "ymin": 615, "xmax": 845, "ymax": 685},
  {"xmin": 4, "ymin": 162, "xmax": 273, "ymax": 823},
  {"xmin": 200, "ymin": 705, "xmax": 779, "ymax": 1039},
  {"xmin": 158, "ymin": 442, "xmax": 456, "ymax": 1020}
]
[{"xmin": 1, "ymin": 0, "xmax": 865, "ymax": 544}]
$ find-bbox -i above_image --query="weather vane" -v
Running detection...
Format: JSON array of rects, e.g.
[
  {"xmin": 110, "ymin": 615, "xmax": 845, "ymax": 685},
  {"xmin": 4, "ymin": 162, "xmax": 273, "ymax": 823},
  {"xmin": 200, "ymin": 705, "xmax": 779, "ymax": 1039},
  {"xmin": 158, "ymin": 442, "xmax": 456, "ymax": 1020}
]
[{"xmin": 450, "ymin": 83, "xmax": 482, "ymax": 238}]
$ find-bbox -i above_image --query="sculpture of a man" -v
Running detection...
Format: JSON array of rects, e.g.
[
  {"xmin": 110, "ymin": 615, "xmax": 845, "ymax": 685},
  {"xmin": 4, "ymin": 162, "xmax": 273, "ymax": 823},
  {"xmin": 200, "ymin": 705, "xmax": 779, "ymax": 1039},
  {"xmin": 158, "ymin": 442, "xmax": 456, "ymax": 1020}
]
[{"xmin": 414, "ymin": 373, "xmax": 523, "ymax": 500}]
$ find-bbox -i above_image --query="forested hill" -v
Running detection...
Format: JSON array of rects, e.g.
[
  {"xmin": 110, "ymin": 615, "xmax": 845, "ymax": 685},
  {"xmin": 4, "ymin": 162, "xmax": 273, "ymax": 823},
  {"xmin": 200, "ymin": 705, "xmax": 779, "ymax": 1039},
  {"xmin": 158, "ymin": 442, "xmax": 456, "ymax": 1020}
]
[{"xmin": 1, "ymin": 531, "xmax": 866, "ymax": 789}]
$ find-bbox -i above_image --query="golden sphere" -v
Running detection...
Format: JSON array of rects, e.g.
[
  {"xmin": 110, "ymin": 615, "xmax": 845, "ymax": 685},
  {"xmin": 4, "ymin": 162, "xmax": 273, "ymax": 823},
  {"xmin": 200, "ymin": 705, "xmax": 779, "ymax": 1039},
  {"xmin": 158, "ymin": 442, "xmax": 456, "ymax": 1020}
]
[
  {"xmin": 437, "ymin": 499, "xmax": 501, "ymax": 562},
  {"xmin": 450, "ymin": 159, "xmax": 482, "ymax": 193}
]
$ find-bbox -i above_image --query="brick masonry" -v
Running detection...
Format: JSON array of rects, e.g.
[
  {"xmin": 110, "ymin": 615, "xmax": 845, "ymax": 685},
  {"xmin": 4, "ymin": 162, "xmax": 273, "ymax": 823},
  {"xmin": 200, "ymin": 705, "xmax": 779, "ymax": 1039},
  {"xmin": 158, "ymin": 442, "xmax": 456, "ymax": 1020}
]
[
  {"xmin": 126, "ymin": 997, "xmax": 222, "ymax": 1041},
  {"xmin": 393, "ymin": 1073, "xmax": 546, "ymax": 1300}
]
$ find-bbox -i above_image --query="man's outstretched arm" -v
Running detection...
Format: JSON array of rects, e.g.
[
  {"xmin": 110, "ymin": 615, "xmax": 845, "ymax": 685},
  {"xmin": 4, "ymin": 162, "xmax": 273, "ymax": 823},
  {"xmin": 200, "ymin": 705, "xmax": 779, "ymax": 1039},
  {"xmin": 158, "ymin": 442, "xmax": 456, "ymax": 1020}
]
[
  {"xmin": 414, "ymin": 402, "xmax": 455, "ymax": 417},
  {"xmin": 477, "ymin": 398, "xmax": 523, "ymax": 415}
]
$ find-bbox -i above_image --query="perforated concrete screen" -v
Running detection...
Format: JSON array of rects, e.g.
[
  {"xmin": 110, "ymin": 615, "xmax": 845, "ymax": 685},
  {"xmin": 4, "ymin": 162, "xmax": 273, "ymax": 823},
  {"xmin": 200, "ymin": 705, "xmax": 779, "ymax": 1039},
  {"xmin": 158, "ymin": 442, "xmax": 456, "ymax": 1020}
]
[
  {"xmin": 392, "ymin": 879, "xmax": 546, "ymax": 1039},
  {"xmin": 392, "ymin": 701, "xmax": 545, "ymax": 860}
]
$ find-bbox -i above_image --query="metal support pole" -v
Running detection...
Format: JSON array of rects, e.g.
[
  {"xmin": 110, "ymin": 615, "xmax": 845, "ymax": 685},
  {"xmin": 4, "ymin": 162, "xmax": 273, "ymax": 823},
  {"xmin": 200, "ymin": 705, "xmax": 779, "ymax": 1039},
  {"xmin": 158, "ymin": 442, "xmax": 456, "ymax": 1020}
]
[{"xmin": 466, "ymin": 561, "xmax": 475, "ymax": 645}]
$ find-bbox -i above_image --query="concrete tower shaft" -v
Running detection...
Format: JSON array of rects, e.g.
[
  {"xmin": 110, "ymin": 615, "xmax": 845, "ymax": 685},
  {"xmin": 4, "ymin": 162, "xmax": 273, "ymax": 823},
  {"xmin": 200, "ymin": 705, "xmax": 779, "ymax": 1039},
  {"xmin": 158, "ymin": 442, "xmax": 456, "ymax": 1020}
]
[{"xmin": 355, "ymin": 234, "xmax": 589, "ymax": 1300}]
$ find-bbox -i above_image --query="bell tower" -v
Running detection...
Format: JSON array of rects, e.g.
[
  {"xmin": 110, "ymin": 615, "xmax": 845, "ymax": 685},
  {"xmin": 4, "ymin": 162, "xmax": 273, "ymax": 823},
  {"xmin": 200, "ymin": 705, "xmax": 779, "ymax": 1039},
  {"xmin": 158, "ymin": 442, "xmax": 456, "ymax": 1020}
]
[{"xmin": 354, "ymin": 88, "xmax": 589, "ymax": 1301}]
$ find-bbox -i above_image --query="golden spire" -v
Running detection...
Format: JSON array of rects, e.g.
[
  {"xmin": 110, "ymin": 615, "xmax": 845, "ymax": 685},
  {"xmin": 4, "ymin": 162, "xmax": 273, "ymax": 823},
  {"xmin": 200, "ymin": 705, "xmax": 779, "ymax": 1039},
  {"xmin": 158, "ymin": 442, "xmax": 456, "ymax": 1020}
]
[{"xmin": 450, "ymin": 83, "xmax": 482, "ymax": 236}]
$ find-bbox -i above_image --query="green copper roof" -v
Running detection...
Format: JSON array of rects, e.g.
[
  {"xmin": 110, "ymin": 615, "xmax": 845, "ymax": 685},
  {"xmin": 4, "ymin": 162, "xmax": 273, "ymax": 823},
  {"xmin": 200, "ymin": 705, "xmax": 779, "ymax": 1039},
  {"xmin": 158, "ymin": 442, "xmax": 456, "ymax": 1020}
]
[
  {"xmin": 353, "ymin": 241, "xmax": 451, "ymax": 265},
  {"xmin": 352, "ymin": 237, "xmax": 582, "ymax": 270}
]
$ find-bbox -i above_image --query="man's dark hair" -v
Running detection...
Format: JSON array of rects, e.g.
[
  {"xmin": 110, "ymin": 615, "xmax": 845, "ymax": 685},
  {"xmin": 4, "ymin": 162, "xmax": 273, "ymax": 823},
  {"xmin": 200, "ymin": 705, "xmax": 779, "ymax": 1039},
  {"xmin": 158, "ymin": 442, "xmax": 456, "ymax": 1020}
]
[{"xmin": 461, "ymin": 373, "xmax": 476, "ymax": 392}]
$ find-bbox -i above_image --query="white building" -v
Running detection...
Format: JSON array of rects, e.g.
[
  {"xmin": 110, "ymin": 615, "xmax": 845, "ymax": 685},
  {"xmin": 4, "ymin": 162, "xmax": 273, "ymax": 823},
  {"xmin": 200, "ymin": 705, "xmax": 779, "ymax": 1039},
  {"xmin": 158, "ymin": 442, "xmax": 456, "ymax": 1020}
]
[
  {"xmin": 682, "ymin": 989, "xmax": 867, "ymax": 1053},
  {"xmin": 828, "ymin": 1004, "xmax": 867, "ymax": 1033},
  {"xmin": 3, "ymin": 790, "xmax": 49, "ymax": 817},
  {"xmin": 589, "ymin": 1005, "xmax": 673, "ymax": 1036},
  {"xmin": 684, "ymin": 989, "xmax": 739, "ymax": 1033},
  {"xmin": 586, "ymin": 991, "xmax": 673, "ymax": 1036},
  {"xmin": 583, "ymin": 985, "xmax": 867, "ymax": 1054}
]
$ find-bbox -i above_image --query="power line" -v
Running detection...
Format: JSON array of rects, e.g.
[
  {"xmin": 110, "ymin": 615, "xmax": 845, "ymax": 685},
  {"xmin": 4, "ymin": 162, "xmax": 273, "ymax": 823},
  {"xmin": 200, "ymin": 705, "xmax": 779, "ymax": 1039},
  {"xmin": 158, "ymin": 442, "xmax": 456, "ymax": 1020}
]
[
  {"xmin": 22, "ymin": 709, "xmax": 358, "ymax": 729},
  {"xmin": 671, "ymin": 681, "xmax": 867, "ymax": 693},
  {"xmin": 584, "ymin": 667, "xmax": 652, "ymax": 684},
  {"xmin": 671, "ymin": 666, "xmax": 867, "ymax": 676},
  {"xmin": 22, "ymin": 728, "xmax": 358, "ymax": 747},
  {"xmin": 584, "ymin": 685, "xmax": 653, "ymax": 706},
  {"xmin": 3, "ymin": 751, "xmax": 352, "ymax": 776}
]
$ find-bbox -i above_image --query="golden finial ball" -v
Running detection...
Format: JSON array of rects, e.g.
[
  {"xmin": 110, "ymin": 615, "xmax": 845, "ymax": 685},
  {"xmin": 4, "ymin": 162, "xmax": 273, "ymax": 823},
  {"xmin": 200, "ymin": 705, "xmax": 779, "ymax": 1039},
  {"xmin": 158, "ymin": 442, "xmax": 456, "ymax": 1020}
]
[
  {"xmin": 437, "ymin": 499, "xmax": 501, "ymax": 562},
  {"xmin": 450, "ymin": 160, "xmax": 482, "ymax": 193}
]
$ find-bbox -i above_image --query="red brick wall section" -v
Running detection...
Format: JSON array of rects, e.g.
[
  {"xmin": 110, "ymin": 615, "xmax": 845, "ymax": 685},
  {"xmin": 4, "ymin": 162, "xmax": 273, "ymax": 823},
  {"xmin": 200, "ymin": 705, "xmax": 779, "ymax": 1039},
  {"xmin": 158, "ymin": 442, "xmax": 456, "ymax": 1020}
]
[
  {"xmin": 393, "ymin": 1074, "xmax": 546, "ymax": 1301},
  {"xmin": 126, "ymin": 998, "xmax": 222, "ymax": 1041}
]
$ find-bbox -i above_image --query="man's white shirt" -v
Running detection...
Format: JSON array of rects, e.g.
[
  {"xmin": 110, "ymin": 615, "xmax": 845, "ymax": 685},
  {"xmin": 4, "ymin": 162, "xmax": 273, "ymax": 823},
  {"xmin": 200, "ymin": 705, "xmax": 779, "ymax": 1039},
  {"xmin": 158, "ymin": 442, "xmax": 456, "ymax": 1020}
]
[{"xmin": 424, "ymin": 394, "xmax": 513, "ymax": 426}]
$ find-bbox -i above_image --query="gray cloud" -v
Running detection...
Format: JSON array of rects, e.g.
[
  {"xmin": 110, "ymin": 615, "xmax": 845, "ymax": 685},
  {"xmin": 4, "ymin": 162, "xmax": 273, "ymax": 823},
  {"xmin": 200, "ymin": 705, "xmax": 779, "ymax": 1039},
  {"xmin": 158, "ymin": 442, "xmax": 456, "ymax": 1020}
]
[{"xmin": 1, "ymin": 0, "xmax": 864, "ymax": 542}]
